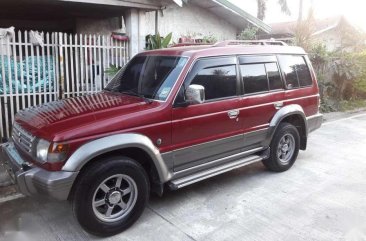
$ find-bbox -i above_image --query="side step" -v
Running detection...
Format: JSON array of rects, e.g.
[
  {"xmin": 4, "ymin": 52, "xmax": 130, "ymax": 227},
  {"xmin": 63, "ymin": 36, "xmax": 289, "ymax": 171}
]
[{"xmin": 168, "ymin": 155, "xmax": 264, "ymax": 190}]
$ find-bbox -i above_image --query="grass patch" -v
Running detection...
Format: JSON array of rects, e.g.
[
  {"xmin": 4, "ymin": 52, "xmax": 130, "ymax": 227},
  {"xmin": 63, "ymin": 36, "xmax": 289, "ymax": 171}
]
[{"xmin": 339, "ymin": 99, "xmax": 366, "ymax": 112}]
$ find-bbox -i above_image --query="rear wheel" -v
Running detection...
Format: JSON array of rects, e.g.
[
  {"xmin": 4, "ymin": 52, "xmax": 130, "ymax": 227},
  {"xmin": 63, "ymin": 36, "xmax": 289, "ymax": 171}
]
[
  {"xmin": 72, "ymin": 156, "xmax": 149, "ymax": 237},
  {"xmin": 263, "ymin": 122, "xmax": 300, "ymax": 172}
]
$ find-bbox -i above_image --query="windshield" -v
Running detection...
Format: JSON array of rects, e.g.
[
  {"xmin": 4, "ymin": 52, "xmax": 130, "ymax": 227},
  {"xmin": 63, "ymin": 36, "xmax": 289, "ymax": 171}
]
[{"xmin": 105, "ymin": 55, "xmax": 188, "ymax": 101}]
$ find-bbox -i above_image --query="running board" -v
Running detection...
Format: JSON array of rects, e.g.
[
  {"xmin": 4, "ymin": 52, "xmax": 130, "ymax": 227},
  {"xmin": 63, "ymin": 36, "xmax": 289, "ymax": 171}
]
[{"xmin": 168, "ymin": 155, "xmax": 263, "ymax": 190}]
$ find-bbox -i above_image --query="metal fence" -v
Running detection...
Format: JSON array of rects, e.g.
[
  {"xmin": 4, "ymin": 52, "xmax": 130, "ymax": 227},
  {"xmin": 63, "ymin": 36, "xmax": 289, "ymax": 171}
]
[{"xmin": 0, "ymin": 31, "xmax": 129, "ymax": 139}]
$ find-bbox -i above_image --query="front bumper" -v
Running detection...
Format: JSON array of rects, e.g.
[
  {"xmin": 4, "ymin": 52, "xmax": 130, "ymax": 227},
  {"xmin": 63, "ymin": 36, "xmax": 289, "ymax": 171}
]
[{"xmin": 0, "ymin": 142, "xmax": 78, "ymax": 200}]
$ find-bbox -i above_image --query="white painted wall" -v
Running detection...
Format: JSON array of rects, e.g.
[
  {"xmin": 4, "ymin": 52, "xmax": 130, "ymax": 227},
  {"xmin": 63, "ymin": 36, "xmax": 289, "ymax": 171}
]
[{"xmin": 145, "ymin": 3, "xmax": 238, "ymax": 42}]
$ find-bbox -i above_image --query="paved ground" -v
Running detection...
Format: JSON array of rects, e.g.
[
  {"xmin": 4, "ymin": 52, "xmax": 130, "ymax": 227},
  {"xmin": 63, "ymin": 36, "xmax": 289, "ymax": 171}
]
[{"xmin": 1, "ymin": 112, "xmax": 366, "ymax": 241}]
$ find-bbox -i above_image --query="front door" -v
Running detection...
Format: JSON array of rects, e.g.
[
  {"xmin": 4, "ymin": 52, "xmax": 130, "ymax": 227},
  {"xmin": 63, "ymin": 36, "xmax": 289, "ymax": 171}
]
[{"xmin": 171, "ymin": 56, "xmax": 242, "ymax": 171}]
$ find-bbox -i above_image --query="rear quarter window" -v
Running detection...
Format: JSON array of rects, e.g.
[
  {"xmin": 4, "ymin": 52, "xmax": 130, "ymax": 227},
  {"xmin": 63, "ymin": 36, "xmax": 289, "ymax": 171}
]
[{"xmin": 278, "ymin": 55, "xmax": 313, "ymax": 89}]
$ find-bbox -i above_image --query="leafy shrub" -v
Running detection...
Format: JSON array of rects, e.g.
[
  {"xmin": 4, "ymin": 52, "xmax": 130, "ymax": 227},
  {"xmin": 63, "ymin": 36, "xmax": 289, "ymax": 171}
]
[{"xmin": 237, "ymin": 26, "xmax": 258, "ymax": 40}]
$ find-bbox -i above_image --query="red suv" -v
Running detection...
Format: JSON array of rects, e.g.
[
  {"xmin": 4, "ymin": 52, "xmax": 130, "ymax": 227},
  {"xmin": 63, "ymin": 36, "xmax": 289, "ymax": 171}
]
[{"xmin": 1, "ymin": 41, "xmax": 322, "ymax": 236}]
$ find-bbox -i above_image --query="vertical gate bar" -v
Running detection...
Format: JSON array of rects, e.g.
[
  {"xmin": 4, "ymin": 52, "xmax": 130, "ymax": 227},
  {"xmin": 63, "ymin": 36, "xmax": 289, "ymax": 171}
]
[
  {"xmin": 119, "ymin": 39, "xmax": 122, "ymax": 67},
  {"xmin": 52, "ymin": 33, "xmax": 59, "ymax": 101},
  {"xmin": 106, "ymin": 36, "xmax": 110, "ymax": 84},
  {"xmin": 24, "ymin": 31, "xmax": 30, "ymax": 107},
  {"xmin": 64, "ymin": 33, "xmax": 69, "ymax": 98},
  {"xmin": 58, "ymin": 33, "xmax": 65, "ymax": 99},
  {"xmin": 11, "ymin": 33, "xmax": 19, "ymax": 113},
  {"xmin": 0, "ymin": 38, "xmax": 6, "ymax": 139},
  {"xmin": 122, "ymin": 41, "xmax": 125, "ymax": 67},
  {"xmin": 18, "ymin": 31, "xmax": 25, "ymax": 110},
  {"xmin": 69, "ymin": 34, "xmax": 75, "ymax": 97},
  {"xmin": 74, "ymin": 34, "xmax": 79, "ymax": 96},
  {"xmin": 93, "ymin": 35, "xmax": 98, "ymax": 93},
  {"xmin": 101, "ymin": 35, "xmax": 107, "ymax": 87},
  {"xmin": 36, "ymin": 41, "xmax": 41, "ymax": 104},
  {"xmin": 6, "ymin": 38, "xmax": 14, "ymax": 137},
  {"xmin": 80, "ymin": 34, "xmax": 84, "ymax": 95},
  {"xmin": 112, "ymin": 38, "xmax": 115, "ymax": 67},
  {"xmin": 88, "ymin": 34, "xmax": 93, "ymax": 94},
  {"xmin": 84, "ymin": 35, "xmax": 89, "ymax": 94},
  {"xmin": 97, "ymin": 35, "xmax": 102, "ymax": 91},
  {"xmin": 41, "ymin": 32, "xmax": 47, "ymax": 105},
  {"xmin": 46, "ymin": 33, "xmax": 52, "ymax": 102},
  {"xmin": 30, "ymin": 36, "xmax": 36, "ymax": 105}
]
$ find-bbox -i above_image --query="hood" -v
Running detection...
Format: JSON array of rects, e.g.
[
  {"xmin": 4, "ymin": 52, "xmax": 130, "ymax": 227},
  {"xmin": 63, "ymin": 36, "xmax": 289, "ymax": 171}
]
[{"xmin": 15, "ymin": 91, "xmax": 161, "ymax": 141}]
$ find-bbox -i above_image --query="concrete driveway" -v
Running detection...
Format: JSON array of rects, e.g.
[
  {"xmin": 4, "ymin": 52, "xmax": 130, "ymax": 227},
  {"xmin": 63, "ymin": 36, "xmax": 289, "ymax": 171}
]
[{"xmin": 1, "ymin": 112, "xmax": 366, "ymax": 241}]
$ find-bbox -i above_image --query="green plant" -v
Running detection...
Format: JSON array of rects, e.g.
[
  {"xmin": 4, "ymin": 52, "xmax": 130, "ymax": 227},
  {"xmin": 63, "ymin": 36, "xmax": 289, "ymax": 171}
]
[
  {"xmin": 146, "ymin": 32, "xmax": 173, "ymax": 50},
  {"xmin": 202, "ymin": 33, "xmax": 217, "ymax": 44},
  {"xmin": 331, "ymin": 52, "xmax": 362, "ymax": 100},
  {"xmin": 104, "ymin": 65, "xmax": 121, "ymax": 77},
  {"xmin": 237, "ymin": 26, "xmax": 259, "ymax": 40}
]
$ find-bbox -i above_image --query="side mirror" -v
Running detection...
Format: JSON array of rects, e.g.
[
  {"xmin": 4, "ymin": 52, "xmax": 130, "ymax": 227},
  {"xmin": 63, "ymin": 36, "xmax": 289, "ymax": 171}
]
[{"xmin": 185, "ymin": 84, "xmax": 205, "ymax": 105}]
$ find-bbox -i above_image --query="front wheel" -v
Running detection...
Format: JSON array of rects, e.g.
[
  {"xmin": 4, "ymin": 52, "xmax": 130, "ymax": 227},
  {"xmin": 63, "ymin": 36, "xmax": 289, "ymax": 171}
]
[
  {"xmin": 72, "ymin": 156, "xmax": 149, "ymax": 236},
  {"xmin": 262, "ymin": 122, "xmax": 300, "ymax": 172}
]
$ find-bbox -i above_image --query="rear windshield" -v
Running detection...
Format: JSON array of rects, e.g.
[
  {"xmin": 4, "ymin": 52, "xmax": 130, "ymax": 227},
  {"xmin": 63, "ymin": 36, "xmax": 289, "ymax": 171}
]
[{"xmin": 105, "ymin": 55, "xmax": 188, "ymax": 101}]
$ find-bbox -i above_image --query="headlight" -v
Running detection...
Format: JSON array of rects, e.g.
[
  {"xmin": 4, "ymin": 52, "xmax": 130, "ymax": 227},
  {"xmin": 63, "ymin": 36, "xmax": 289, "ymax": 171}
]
[
  {"xmin": 36, "ymin": 139, "xmax": 50, "ymax": 163},
  {"xmin": 36, "ymin": 139, "xmax": 69, "ymax": 164}
]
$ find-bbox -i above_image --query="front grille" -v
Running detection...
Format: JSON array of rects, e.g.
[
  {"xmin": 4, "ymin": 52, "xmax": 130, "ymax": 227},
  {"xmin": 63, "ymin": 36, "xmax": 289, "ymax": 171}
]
[{"xmin": 12, "ymin": 123, "xmax": 36, "ymax": 153}]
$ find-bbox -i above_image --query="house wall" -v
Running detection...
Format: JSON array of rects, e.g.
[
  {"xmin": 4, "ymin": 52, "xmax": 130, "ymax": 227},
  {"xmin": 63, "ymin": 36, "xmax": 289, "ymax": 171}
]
[
  {"xmin": 145, "ymin": 3, "xmax": 238, "ymax": 42},
  {"xmin": 313, "ymin": 28, "xmax": 341, "ymax": 52},
  {"xmin": 75, "ymin": 17, "xmax": 123, "ymax": 35}
]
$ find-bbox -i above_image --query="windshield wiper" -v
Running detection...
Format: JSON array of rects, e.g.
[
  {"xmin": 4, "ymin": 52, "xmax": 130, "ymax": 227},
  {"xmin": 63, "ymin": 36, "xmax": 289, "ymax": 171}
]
[{"xmin": 120, "ymin": 90, "xmax": 153, "ymax": 104}]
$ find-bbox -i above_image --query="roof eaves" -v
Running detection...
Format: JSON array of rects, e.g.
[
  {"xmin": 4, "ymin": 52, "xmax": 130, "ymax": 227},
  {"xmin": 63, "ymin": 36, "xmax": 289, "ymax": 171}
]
[
  {"xmin": 211, "ymin": 0, "xmax": 272, "ymax": 33},
  {"xmin": 312, "ymin": 23, "xmax": 338, "ymax": 36}
]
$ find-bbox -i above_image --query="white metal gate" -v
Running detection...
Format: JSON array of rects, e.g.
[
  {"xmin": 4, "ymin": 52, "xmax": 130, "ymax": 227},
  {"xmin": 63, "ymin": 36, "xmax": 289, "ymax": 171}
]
[{"xmin": 0, "ymin": 31, "xmax": 129, "ymax": 139}]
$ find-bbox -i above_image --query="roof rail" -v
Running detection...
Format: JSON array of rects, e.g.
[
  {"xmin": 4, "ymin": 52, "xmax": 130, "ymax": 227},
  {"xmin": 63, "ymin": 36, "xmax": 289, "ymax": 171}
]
[
  {"xmin": 213, "ymin": 40, "xmax": 288, "ymax": 47},
  {"xmin": 170, "ymin": 43, "xmax": 212, "ymax": 48}
]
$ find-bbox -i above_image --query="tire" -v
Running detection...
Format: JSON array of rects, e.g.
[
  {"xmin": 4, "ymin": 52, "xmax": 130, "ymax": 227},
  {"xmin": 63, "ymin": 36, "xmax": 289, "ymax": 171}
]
[
  {"xmin": 262, "ymin": 122, "xmax": 300, "ymax": 172},
  {"xmin": 72, "ymin": 156, "xmax": 149, "ymax": 237}
]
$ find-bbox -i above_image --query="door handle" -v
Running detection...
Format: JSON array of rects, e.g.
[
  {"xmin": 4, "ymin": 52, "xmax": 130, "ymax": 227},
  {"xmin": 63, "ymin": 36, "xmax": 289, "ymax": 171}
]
[
  {"xmin": 228, "ymin": 109, "xmax": 240, "ymax": 119},
  {"xmin": 274, "ymin": 102, "xmax": 284, "ymax": 110}
]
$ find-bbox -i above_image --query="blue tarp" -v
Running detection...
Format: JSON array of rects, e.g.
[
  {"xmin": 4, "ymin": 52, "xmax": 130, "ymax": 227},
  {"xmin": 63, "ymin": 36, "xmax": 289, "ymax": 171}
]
[{"xmin": 0, "ymin": 56, "xmax": 55, "ymax": 95}]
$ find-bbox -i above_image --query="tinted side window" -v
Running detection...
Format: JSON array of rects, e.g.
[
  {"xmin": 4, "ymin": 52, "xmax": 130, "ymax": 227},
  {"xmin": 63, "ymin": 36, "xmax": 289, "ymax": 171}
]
[
  {"xmin": 241, "ymin": 64, "xmax": 268, "ymax": 94},
  {"xmin": 191, "ymin": 65, "xmax": 237, "ymax": 100},
  {"xmin": 266, "ymin": 63, "xmax": 283, "ymax": 90},
  {"xmin": 180, "ymin": 57, "xmax": 237, "ymax": 102},
  {"xmin": 278, "ymin": 55, "xmax": 313, "ymax": 89},
  {"xmin": 296, "ymin": 57, "xmax": 313, "ymax": 86},
  {"xmin": 278, "ymin": 55, "xmax": 300, "ymax": 88}
]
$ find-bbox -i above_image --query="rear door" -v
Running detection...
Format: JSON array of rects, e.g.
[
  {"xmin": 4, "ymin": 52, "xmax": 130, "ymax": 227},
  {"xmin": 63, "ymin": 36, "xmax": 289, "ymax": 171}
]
[
  {"xmin": 238, "ymin": 55, "xmax": 285, "ymax": 150},
  {"xmin": 171, "ymin": 56, "xmax": 242, "ymax": 171},
  {"xmin": 277, "ymin": 55, "xmax": 318, "ymax": 116}
]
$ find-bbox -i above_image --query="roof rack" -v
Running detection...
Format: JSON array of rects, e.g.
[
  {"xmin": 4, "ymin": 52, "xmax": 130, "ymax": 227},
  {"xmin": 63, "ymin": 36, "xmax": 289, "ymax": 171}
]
[
  {"xmin": 170, "ymin": 43, "xmax": 212, "ymax": 48},
  {"xmin": 213, "ymin": 40, "xmax": 288, "ymax": 47}
]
